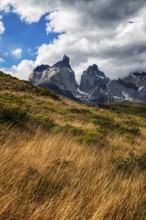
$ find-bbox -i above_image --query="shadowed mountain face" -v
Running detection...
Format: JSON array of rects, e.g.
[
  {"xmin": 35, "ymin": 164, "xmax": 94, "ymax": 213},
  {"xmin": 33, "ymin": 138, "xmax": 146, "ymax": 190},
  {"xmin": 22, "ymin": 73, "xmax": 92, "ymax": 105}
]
[
  {"xmin": 29, "ymin": 56, "xmax": 146, "ymax": 104},
  {"xmin": 79, "ymin": 64, "xmax": 109, "ymax": 92}
]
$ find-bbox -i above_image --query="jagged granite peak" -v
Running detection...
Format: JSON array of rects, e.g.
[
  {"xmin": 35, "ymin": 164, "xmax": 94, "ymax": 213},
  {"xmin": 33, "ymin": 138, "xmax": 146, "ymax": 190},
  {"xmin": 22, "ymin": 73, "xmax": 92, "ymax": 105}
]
[
  {"xmin": 86, "ymin": 64, "xmax": 98, "ymax": 74},
  {"xmin": 53, "ymin": 55, "xmax": 72, "ymax": 70},
  {"xmin": 86, "ymin": 64, "xmax": 105, "ymax": 77},
  {"xmin": 29, "ymin": 55, "xmax": 78, "ymax": 100},
  {"xmin": 79, "ymin": 64, "xmax": 109, "ymax": 92},
  {"xmin": 34, "ymin": 64, "xmax": 50, "ymax": 72},
  {"xmin": 29, "ymin": 56, "xmax": 146, "ymax": 104}
]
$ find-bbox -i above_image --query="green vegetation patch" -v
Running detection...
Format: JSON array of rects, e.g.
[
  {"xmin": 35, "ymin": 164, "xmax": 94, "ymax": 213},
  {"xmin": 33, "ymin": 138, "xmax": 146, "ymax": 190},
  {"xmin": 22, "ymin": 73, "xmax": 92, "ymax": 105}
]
[
  {"xmin": 68, "ymin": 107, "xmax": 90, "ymax": 115},
  {"xmin": 0, "ymin": 104, "xmax": 29, "ymax": 127},
  {"xmin": 32, "ymin": 114, "xmax": 55, "ymax": 130},
  {"xmin": 107, "ymin": 102, "xmax": 146, "ymax": 118},
  {"xmin": 0, "ymin": 73, "xmax": 60, "ymax": 100},
  {"xmin": 1, "ymin": 73, "xmax": 146, "ymax": 146},
  {"xmin": 90, "ymin": 113, "xmax": 141, "ymax": 137},
  {"xmin": 112, "ymin": 152, "xmax": 146, "ymax": 173}
]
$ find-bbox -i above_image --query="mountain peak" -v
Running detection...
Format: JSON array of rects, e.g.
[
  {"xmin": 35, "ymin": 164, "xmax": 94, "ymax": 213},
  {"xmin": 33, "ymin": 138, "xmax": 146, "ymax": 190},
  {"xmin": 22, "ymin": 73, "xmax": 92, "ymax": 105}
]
[
  {"xmin": 63, "ymin": 54, "xmax": 69, "ymax": 62},
  {"xmin": 85, "ymin": 64, "xmax": 105, "ymax": 77},
  {"xmin": 29, "ymin": 55, "xmax": 146, "ymax": 104},
  {"xmin": 53, "ymin": 55, "xmax": 72, "ymax": 69},
  {"xmin": 86, "ymin": 64, "xmax": 98, "ymax": 74}
]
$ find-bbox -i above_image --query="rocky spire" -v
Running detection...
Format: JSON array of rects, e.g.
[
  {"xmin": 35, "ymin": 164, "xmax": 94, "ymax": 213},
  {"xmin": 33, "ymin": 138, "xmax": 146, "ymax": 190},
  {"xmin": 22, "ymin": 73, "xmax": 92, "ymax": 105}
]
[
  {"xmin": 53, "ymin": 55, "xmax": 72, "ymax": 70},
  {"xmin": 86, "ymin": 64, "xmax": 105, "ymax": 77}
]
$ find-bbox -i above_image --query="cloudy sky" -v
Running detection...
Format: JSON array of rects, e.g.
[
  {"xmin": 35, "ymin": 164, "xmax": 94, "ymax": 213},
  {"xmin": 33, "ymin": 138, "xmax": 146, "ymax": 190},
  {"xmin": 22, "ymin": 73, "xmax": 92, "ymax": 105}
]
[{"xmin": 0, "ymin": 0, "xmax": 146, "ymax": 82}]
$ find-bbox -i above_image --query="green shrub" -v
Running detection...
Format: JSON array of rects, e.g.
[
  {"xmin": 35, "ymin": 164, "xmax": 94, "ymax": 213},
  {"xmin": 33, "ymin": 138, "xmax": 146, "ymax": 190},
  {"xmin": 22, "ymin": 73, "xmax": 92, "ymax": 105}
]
[
  {"xmin": 39, "ymin": 88, "xmax": 60, "ymax": 100},
  {"xmin": 0, "ymin": 104, "xmax": 29, "ymax": 126},
  {"xmin": 74, "ymin": 132, "xmax": 108, "ymax": 147},
  {"xmin": 91, "ymin": 115, "xmax": 140, "ymax": 137},
  {"xmin": 91, "ymin": 116, "xmax": 113, "ymax": 127},
  {"xmin": 112, "ymin": 152, "xmax": 146, "ymax": 173},
  {"xmin": 67, "ymin": 125, "xmax": 85, "ymax": 136},
  {"xmin": 32, "ymin": 114, "xmax": 55, "ymax": 130},
  {"xmin": 0, "ymin": 93, "xmax": 24, "ymax": 105},
  {"xmin": 120, "ymin": 125, "xmax": 141, "ymax": 136},
  {"xmin": 53, "ymin": 125, "xmax": 85, "ymax": 136},
  {"xmin": 69, "ymin": 108, "xmax": 90, "ymax": 115},
  {"xmin": 75, "ymin": 135, "xmax": 99, "ymax": 145}
]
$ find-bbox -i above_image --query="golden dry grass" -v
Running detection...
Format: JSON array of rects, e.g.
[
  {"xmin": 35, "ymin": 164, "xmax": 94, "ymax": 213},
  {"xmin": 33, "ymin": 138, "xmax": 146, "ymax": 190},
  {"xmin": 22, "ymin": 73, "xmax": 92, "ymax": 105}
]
[{"xmin": 0, "ymin": 128, "xmax": 145, "ymax": 220}]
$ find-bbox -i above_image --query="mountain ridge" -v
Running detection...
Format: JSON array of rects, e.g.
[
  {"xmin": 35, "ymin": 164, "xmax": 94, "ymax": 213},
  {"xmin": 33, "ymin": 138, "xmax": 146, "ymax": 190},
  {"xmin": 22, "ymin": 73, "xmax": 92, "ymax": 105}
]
[{"xmin": 29, "ymin": 55, "xmax": 146, "ymax": 104}]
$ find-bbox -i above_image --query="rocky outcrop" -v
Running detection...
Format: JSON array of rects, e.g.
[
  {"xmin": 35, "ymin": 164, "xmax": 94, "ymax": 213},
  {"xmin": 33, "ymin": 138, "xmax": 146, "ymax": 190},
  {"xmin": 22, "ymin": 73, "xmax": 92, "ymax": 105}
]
[{"xmin": 53, "ymin": 55, "xmax": 72, "ymax": 70}]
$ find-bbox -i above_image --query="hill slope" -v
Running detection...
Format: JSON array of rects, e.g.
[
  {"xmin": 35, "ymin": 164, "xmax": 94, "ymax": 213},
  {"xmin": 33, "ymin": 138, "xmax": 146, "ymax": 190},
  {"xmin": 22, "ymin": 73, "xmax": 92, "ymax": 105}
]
[
  {"xmin": 0, "ymin": 72, "xmax": 146, "ymax": 220},
  {"xmin": 1, "ymin": 72, "xmax": 146, "ymax": 145}
]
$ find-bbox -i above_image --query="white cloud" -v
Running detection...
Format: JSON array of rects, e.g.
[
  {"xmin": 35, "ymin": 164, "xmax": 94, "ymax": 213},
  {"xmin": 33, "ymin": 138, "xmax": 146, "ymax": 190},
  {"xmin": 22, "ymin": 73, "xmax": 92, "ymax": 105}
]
[
  {"xmin": 1, "ymin": 0, "xmax": 146, "ymax": 81},
  {"xmin": 46, "ymin": 9, "xmax": 83, "ymax": 34},
  {"xmin": 35, "ymin": 8, "xmax": 146, "ymax": 81},
  {"xmin": 0, "ymin": 15, "xmax": 5, "ymax": 34},
  {"xmin": 37, "ymin": 2, "xmax": 146, "ymax": 80},
  {"xmin": 0, "ymin": 0, "xmax": 61, "ymax": 23},
  {"xmin": 0, "ymin": 57, "xmax": 5, "ymax": 63},
  {"xmin": 12, "ymin": 48, "xmax": 22, "ymax": 59},
  {"xmin": 3, "ymin": 60, "xmax": 35, "ymax": 79}
]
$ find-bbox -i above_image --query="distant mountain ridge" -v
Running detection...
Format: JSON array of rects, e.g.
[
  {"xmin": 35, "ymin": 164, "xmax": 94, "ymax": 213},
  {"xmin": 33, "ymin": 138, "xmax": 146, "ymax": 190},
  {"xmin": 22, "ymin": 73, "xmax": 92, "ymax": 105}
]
[{"xmin": 29, "ymin": 55, "xmax": 146, "ymax": 104}]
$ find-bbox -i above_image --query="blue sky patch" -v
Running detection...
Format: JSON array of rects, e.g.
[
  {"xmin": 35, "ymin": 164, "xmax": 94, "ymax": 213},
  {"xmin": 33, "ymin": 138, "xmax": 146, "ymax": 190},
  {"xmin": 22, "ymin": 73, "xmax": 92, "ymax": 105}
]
[{"xmin": 0, "ymin": 12, "xmax": 59, "ymax": 68}]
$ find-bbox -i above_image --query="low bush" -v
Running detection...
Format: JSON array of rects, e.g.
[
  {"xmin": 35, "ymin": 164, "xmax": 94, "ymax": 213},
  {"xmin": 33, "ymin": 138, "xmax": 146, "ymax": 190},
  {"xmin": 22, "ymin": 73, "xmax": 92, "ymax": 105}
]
[
  {"xmin": 69, "ymin": 108, "xmax": 90, "ymax": 115},
  {"xmin": 91, "ymin": 115, "xmax": 140, "ymax": 137},
  {"xmin": 32, "ymin": 114, "xmax": 55, "ymax": 130},
  {"xmin": 0, "ymin": 104, "xmax": 29, "ymax": 126},
  {"xmin": 112, "ymin": 152, "xmax": 146, "ymax": 173},
  {"xmin": 53, "ymin": 124, "xmax": 85, "ymax": 136}
]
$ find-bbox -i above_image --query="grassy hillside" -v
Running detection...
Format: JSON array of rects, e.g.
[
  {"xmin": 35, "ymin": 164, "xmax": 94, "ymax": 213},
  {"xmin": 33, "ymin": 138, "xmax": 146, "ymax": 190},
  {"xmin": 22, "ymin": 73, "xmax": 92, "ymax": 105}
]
[{"xmin": 0, "ymin": 72, "xmax": 146, "ymax": 219}]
